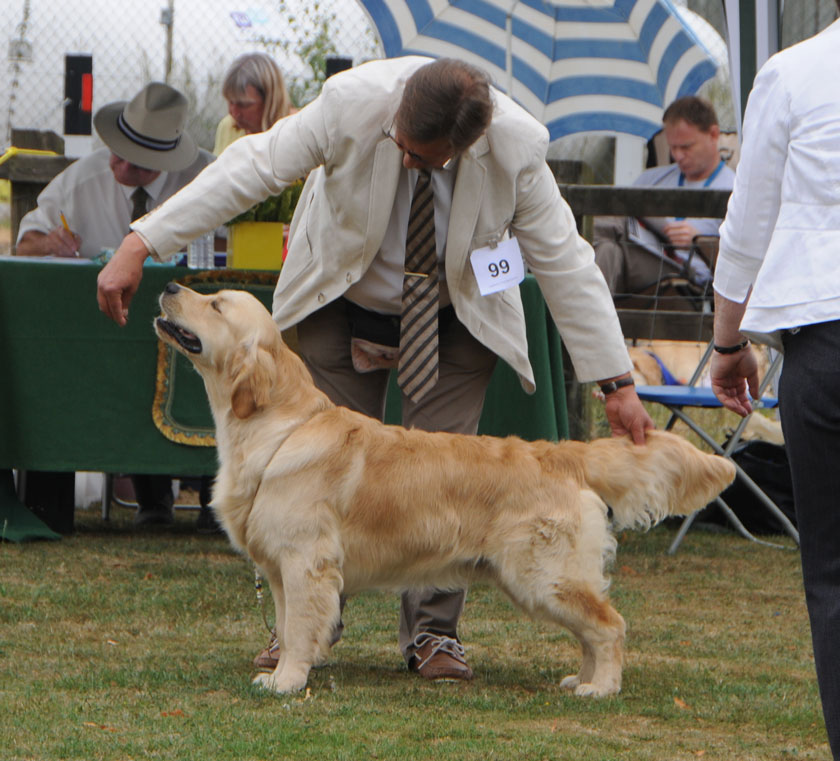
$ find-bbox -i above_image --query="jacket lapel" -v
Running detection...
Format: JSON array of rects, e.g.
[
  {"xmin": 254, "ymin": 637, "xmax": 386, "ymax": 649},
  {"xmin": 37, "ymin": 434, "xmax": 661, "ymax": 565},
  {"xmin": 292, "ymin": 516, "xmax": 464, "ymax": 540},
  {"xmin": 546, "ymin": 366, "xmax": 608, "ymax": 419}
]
[
  {"xmin": 363, "ymin": 137, "xmax": 404, "ymax": 268},
  {"xmin": 445, "ymin": 134, "xmax": 488, "ymax": 296}
]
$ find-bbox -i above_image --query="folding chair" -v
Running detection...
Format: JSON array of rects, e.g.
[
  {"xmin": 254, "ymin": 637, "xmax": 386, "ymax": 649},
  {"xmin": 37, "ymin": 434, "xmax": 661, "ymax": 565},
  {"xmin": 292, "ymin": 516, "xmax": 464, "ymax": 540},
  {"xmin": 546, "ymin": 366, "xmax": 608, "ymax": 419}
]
[{"xmin": 635, "ymin": 348, "xmax": 800, "ymax": 554}]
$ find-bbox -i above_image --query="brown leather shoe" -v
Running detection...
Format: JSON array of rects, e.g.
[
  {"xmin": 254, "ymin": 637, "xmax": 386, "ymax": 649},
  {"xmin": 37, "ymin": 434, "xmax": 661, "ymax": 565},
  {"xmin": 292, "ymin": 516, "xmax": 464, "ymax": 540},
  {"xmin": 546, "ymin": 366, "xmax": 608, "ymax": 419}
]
[
  {"xmin": 253, "ymin": 632, "xmax": 280, "ymax": 671},
  {"xmin": 409, "ymin": 632, "xmax": 473, "ymax": 682}
]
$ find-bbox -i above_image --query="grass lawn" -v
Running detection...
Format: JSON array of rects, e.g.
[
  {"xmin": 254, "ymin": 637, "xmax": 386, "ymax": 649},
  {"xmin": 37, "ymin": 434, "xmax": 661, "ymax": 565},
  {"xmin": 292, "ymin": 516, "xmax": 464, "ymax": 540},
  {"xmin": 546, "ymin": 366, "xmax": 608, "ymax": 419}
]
[{"xmin": 1, "ymin": 503, "xmax": 827, "ymax": 761}]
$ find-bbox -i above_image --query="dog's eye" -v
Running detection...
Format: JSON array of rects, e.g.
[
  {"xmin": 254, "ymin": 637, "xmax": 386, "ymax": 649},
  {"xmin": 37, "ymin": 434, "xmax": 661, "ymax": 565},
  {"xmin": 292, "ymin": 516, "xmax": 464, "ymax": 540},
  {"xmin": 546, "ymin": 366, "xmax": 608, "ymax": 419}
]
[{"xmin": 211, "ymin": 300, "xmax": 222, "ymax": 313}]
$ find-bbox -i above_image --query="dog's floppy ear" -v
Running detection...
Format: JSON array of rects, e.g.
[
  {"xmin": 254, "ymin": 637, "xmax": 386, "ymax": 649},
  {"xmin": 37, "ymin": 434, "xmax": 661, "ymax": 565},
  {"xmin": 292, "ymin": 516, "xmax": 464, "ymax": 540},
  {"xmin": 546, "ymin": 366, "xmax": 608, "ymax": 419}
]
[{"xmin": 229, "ymin": 340, "xmax": 276, "ymax": 419}]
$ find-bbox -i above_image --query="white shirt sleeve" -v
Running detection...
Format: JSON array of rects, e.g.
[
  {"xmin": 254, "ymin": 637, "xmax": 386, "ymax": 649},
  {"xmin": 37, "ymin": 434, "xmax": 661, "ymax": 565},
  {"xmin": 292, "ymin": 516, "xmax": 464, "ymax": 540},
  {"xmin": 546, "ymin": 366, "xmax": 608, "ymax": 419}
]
[{"xmin": 714, "ymin": 60, "xmax": 791, "ymax": 302}]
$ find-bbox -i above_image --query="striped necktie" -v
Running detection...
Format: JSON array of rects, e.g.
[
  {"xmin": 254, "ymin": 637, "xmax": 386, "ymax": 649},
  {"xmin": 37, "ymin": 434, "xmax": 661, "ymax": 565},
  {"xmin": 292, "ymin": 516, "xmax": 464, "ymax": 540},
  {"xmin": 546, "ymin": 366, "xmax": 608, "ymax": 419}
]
[
  {"xmin": 131, "ymin": 186, "xmax": 149, "ymax": 223},
  {"xmin": 398, "ymin": 170, "xmax": 439, "ymax": 403}
]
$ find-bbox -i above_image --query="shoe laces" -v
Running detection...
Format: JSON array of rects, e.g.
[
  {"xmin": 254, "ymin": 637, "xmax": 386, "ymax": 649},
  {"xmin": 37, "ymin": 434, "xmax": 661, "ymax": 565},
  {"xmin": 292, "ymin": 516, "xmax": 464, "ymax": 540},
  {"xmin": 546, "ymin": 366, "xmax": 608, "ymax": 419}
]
[{"xmin": 412, "ymin": 632, "xmax": 466, "ymax": 670}]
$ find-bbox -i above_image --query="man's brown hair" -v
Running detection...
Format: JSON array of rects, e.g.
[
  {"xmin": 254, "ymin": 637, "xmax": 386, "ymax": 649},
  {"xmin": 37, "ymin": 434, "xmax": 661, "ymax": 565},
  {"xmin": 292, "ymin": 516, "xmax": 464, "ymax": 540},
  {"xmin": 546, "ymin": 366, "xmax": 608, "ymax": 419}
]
[
  {"xmin": 662, "ymin": 95, "xmax": 719, "ymax": 133},
  {"xmin": 395, "ymin": 58, "xmax": 494, "ymax": 153}
]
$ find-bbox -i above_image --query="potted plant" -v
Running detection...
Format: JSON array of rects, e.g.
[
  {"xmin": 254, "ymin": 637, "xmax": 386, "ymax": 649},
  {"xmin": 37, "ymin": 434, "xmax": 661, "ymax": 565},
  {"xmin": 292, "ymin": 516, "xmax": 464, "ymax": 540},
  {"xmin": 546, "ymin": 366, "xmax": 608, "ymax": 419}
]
[{"xmin": 225, "ymin": 180, "xmax": 303, "ymax": 270}]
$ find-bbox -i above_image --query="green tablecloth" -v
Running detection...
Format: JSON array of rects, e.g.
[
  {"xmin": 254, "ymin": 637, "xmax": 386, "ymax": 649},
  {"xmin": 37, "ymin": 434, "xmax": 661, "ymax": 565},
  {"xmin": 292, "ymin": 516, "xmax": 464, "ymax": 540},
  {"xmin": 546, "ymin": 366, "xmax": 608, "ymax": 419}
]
[{"xmin": 0, "ymin": 258, "xmax": 567, "ymax": 517}]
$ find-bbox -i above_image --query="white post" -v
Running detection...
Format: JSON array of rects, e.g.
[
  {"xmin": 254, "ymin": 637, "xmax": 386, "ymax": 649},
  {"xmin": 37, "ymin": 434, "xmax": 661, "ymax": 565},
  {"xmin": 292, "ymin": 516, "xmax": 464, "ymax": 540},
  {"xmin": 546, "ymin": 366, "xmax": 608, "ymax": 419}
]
[{"xmin": 613, "ymin": 134, "xmax": 645, "ymax": 186}]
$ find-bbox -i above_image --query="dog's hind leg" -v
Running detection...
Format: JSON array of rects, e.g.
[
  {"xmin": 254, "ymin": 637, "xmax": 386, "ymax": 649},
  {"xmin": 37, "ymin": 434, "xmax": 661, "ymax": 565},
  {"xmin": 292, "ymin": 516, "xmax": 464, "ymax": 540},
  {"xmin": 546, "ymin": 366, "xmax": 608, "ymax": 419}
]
[
  {"xmin": 494, "ymin": 498, "xmax": 626, "ymax": 697},
  {"xmin": 548, "ymin": 586, "xmax": 625, "ymax": 697},
  {"xmin": 252, "ymin": 547, "xmax": 342, "ymax": 694}
]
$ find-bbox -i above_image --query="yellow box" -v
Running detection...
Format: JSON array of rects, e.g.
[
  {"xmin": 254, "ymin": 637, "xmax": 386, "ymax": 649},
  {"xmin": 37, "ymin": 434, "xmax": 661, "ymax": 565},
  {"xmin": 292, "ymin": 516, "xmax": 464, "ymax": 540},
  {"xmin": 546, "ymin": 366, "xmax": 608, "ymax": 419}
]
[{"xmin": 227, "ymin": 221, "xmax": 286, "ymax": 270}]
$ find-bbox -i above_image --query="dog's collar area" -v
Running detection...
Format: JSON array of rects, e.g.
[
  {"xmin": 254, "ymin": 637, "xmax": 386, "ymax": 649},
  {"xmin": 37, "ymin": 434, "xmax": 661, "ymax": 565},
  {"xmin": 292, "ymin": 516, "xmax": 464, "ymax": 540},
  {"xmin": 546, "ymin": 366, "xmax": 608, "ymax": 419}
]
[{"xmin": 156, "ymin": 317, "xmax": 202, "ymax": 353}]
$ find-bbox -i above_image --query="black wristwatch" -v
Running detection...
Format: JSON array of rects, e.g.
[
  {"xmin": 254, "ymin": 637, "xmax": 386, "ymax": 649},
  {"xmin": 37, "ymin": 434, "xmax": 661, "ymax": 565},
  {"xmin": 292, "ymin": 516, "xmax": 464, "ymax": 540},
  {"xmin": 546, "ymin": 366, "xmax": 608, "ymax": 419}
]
[
  {"xmin": 713, "ymin": 338, "xmax": 750, "ymax": 355},
  {"xmin": 599, "ymin": 376, "xmax": 635, "ymax": 396}
]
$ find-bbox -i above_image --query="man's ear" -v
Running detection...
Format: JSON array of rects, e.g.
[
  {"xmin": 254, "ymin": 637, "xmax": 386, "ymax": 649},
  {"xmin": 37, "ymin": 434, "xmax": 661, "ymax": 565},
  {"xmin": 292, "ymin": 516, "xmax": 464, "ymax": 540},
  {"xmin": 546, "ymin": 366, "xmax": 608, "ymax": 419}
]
[{"xmin": 229, "ymin": 341, "xmax": 275, "ymax": 419}]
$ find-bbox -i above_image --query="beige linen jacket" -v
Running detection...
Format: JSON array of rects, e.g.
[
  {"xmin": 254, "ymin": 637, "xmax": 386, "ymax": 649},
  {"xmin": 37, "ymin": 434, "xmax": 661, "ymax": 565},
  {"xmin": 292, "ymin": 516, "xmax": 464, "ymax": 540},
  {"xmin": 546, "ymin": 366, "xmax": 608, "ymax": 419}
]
[{"xmin": 134, "ymin": 56, "xmax": 631, "ymax": 391}]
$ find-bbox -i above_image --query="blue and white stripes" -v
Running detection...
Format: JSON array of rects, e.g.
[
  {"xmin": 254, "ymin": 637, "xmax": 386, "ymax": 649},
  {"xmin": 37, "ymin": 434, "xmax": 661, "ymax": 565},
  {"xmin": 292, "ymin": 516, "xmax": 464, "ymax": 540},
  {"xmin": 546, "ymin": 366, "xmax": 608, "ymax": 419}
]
[{"xmin": 357, "ymin": 0, "xmax": 717, "ymax": 140}]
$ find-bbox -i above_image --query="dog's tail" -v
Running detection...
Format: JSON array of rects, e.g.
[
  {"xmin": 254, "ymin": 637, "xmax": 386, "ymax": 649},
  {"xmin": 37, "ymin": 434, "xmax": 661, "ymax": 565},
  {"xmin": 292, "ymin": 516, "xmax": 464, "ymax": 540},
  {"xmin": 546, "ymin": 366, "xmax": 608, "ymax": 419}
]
[{"xmin": 580, "ymin": 430, "xmax": 736, "ymax": 531}]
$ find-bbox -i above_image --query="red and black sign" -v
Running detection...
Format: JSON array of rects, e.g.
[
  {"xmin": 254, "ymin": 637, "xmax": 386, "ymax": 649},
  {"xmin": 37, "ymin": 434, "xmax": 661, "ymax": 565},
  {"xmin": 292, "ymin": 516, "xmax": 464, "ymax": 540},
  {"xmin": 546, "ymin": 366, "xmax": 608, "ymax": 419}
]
[{"xmin": 64, "ymin": 54, "xmax": 93, "ymax": 136}]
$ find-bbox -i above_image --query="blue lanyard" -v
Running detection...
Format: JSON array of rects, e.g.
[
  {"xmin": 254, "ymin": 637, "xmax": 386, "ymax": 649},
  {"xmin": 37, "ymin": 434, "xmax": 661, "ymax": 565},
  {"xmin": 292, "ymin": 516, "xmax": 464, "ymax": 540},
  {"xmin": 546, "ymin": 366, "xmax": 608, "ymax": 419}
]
[{"xmin": 675, "ymin": 159, "xmax": 726, "ymax": 220}]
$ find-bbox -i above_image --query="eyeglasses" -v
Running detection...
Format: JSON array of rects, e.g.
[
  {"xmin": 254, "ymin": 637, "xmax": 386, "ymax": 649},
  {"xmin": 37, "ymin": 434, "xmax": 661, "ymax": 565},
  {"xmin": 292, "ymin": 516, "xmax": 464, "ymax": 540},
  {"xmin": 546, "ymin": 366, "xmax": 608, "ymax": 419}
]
[{"xmin": 383, "ymin": 123, "xmax": 455, "ymax": 170}]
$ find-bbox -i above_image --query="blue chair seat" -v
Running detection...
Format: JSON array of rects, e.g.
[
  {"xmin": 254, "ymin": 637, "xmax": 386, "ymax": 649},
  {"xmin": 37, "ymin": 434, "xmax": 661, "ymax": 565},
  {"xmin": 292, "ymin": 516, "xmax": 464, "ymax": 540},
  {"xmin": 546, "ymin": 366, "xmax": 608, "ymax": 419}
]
[{"xmin": 636, "ymin": 384, "xmax": 778, "ymax": 409}]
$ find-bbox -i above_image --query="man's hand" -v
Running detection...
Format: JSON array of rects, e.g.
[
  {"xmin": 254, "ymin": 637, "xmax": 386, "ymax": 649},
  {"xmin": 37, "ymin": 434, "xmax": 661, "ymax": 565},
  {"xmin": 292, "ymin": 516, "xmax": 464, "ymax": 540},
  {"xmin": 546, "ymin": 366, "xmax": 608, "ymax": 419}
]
[
  {"xmin": 662, "ymin": 220, "xmax": 699, "ymax": 249},
  {"xmin": 16, "ymin": 228, "xmax": 82, "ymax": 258},
  {"xmin": 96, "ymin": 232, "xmax": 149, "ymax": 326},
  {"xmin": 603, "ymin": 384, "xmax": 655, "ymax": 445},
  {"xmin": 710, "ymin": 348, "xmax": 759, "ymax": 417}
]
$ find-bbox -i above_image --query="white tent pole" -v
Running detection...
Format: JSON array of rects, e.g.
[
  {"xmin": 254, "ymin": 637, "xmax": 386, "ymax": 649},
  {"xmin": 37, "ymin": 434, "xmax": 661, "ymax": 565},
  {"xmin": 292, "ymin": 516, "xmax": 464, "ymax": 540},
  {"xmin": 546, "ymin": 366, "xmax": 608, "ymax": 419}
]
[
  {"xmin": 724, "ymin": 0, "xmax": 780, "ymax": 136},
  {"xmin": 724, "ymin": 0, "xmax": 743, "ymax": 134},
  {"xmin": 505, "ymin": 1, "xmax": 518, "ymax": 96},
  {"xmin": 755, "ymin": 0, "xmax": 780, "ymax": 69}
]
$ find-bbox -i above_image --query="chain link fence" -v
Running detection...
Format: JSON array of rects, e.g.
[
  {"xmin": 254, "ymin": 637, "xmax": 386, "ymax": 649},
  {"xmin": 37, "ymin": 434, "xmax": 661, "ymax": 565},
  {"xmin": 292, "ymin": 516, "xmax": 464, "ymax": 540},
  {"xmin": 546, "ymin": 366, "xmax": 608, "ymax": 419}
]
[{"xmin": 3, "ymin": 0, "xmax": 383, "ymax": 155}]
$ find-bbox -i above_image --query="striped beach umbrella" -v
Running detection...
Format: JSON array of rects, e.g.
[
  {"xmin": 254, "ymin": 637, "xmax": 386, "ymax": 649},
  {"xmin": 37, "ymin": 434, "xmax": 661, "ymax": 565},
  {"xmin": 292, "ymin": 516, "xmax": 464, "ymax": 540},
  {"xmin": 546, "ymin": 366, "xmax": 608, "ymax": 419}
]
[{"xmin": 357, "ymin": 0, "xmax": 718, "ymax": 141}]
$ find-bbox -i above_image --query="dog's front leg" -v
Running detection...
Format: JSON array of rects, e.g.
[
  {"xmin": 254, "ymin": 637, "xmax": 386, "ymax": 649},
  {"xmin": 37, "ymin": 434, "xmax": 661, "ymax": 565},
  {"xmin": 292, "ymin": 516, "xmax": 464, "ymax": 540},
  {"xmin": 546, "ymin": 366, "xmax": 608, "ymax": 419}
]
[
  {"xmin": 252, "ymin": 550, "xmax": 342, "ymax": 694},
  {"xmin": 267, "ymin": 573, "xmax": 288, "ymax": 674}
]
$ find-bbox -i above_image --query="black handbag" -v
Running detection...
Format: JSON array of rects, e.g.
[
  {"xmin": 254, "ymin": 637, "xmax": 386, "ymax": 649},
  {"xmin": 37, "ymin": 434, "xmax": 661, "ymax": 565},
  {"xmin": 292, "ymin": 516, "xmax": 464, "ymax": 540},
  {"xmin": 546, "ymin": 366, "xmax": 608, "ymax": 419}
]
[{"xmin": 697, "ymin": 440, "xmax": 797, "ymax": 535}]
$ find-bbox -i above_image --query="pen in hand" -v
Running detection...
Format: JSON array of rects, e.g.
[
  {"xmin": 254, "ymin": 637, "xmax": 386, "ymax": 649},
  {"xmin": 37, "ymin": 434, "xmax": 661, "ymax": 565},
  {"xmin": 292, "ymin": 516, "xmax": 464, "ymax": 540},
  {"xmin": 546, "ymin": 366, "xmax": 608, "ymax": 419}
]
[{"xmin": 59, "ymin": 211, "xmax": 80, "ymax": 257}]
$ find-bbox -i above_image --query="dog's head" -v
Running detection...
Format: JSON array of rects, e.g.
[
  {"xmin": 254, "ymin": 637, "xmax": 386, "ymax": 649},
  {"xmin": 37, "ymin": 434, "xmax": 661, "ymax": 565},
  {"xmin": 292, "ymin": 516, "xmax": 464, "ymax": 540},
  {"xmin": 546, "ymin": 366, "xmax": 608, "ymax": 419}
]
[{"xmin": 155, "ymin": 283, "xmax": 284, "ymax": 419}]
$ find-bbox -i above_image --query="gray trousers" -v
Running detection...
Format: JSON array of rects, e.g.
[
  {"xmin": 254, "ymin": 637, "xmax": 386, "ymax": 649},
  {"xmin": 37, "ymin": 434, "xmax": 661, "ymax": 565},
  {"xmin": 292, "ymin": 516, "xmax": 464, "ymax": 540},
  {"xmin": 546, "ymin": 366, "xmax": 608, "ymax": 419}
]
[
  {"xmin": 592, "ymin": 216, "xmax": 683, "ymax": 295},
  {"xmin": 295, "ymin": 297, "xmax": 497, "ymax": 662}
]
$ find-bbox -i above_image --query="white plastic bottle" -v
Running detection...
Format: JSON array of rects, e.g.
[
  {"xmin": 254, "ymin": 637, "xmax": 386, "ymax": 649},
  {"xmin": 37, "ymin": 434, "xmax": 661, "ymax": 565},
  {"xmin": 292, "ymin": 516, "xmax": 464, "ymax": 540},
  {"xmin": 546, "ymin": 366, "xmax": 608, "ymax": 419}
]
[{"xmin": 187, "ymin": 231, "xmax": 215, "ymax": 269}]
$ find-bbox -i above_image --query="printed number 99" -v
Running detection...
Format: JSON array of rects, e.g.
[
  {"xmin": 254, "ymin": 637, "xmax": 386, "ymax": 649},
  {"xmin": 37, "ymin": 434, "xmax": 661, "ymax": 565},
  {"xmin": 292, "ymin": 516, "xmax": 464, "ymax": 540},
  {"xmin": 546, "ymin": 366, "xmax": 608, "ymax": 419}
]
[{"xmin": 488, "ymin": 259, "xmax": 510, "ymax": 278}]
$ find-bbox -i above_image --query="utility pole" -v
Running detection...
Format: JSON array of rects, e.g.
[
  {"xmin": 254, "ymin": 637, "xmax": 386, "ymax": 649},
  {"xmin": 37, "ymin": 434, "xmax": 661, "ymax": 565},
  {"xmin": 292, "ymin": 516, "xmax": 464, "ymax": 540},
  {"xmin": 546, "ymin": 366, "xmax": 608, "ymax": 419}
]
[{"xmin": 161, "ymin": 0, "xmax": 175, "ymax": 83}]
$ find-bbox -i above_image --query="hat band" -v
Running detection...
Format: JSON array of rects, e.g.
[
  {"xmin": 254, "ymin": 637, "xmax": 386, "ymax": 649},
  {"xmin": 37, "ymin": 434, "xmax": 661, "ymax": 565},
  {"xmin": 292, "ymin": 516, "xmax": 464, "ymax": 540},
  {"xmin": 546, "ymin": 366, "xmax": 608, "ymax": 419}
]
[{"xmin": 117, "ymin": 113, "xmax": 181, "ymax": 152}]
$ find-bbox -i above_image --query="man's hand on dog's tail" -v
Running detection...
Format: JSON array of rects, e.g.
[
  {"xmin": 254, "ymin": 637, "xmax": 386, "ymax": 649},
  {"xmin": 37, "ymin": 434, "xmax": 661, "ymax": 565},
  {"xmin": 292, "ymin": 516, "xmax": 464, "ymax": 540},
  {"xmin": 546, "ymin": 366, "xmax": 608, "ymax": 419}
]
[{"xmin": 604, "ymin": 385, "xmax": 655, "ymax": 445}]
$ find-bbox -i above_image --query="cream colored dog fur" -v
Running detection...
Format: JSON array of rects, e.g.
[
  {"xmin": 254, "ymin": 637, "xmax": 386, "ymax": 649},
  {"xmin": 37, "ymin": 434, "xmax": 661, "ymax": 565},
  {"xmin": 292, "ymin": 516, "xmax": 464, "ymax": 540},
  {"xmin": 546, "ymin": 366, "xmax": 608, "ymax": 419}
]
[{"xmin": 155, "ymin": 285, "xmax": 736, "ymax": 698}]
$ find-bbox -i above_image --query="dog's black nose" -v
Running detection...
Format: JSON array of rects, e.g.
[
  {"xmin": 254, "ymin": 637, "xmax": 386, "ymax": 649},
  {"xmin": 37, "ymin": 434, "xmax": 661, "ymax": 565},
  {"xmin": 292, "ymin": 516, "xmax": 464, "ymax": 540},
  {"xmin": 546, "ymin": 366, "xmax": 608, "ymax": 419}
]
[{"xmin": 164, "ymin": 282, "xmax": 180, "ymax": 294}]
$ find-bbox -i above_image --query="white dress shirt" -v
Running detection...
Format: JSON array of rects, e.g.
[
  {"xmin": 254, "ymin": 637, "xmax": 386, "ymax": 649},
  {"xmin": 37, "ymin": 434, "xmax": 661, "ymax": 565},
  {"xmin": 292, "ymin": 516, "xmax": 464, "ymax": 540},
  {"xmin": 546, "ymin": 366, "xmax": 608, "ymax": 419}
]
[
  {"xmin": 344, "ymin": 162, "xmax": 456, "ymax": 314},
  {"xmin": 18, "ymin": 147, "xmax": 214, "ymax": 259}
]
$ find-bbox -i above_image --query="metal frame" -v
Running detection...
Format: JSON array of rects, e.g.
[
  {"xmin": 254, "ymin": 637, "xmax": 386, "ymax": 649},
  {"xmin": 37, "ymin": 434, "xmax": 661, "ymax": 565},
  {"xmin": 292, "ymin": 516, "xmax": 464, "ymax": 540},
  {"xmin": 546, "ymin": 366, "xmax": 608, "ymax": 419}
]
[{"xmin": 637, "ymin": 351, "xmax": 799, "ymax": 554}]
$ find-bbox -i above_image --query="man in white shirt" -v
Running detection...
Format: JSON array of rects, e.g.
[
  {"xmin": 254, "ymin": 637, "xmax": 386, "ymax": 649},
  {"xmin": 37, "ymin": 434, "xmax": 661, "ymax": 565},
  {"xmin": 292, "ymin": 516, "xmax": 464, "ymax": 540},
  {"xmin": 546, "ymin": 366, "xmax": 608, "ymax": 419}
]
[
  {"xmin": 593, "ymin": 96, "xmax": 735, "ymax": 299},
  {"xmin": 17, "ymin": 82, "xmax": 213, "ymax": 259},
  {"xmin": 16, "ymin": 82, "xmax": 214, "ymax": 528},
  {"xmin": 710, "ymin": 12, "xmax": 840, "ymax": 756}
]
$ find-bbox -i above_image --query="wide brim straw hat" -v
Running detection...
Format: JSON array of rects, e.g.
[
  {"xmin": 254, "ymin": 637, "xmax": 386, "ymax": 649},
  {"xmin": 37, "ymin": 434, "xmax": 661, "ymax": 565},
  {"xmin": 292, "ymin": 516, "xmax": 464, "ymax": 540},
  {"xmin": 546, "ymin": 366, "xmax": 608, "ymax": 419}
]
[{"xmin": 94, "ymin": 82, "xmax": 198, "ymax": 172}]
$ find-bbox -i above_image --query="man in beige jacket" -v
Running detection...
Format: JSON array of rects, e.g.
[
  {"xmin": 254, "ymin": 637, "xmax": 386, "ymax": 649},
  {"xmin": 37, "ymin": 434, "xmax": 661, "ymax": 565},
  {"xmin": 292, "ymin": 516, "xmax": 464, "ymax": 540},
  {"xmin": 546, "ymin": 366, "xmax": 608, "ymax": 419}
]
[{"xmin": 98, "ymin": 57, "xmax": 652, "ymax": 682}]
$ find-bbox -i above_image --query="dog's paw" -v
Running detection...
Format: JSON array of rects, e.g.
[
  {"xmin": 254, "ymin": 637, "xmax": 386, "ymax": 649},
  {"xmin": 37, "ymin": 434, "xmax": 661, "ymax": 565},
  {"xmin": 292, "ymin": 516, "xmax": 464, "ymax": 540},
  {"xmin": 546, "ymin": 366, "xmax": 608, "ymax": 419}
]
[
  {"xmin": 559, "ymin": 674, "xmax": 580, "ymax": 690},
  {"xmin": 573, "ymin": 682, "xmax": 620, "ymax": 698},
  {"xmin": 252, "ymin": 670, "xmax": 308, "ymax": 694}
]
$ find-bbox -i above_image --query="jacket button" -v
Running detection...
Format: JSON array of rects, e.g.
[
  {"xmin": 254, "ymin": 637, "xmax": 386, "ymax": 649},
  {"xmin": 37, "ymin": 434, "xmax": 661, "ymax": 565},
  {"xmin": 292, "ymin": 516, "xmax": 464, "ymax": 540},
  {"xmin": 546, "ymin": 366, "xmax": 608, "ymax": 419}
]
[{"xmin": 317, "ymin": 292, "xmax": 326, "ymax": 303}]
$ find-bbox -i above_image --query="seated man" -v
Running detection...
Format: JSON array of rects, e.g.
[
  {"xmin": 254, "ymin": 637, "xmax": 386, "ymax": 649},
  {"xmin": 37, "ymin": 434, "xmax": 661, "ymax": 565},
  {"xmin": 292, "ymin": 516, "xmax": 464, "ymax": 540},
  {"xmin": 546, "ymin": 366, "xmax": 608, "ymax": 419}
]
[
  {"xmin": 16, "ymin": 82, "xmax": 214, "ymax": 526},
  {"xmin": 593, "ymin": 96, "xmax": 735, "ymax": 300}
]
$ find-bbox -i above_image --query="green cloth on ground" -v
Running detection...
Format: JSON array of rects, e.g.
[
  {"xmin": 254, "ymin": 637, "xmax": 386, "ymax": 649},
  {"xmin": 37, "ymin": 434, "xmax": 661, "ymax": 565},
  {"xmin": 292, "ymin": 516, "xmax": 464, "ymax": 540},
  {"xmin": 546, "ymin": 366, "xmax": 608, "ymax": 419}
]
[{"xmin": 0, "ymin": 469, "xmax": 60, "ymax": 542}]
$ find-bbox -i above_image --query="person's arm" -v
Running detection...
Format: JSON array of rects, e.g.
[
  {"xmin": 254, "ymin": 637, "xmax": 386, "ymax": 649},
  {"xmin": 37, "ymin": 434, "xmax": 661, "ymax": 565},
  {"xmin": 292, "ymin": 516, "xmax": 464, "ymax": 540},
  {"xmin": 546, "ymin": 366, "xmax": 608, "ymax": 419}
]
[
  {"xmin": 95, "ymin": 232, "xmax": 151, "ymax": 327},
  {"xmin": 710, "ymin": 59, "xmax": 789, "ymax": 416},
  {"xmin": 710, "ymin": 292, "xmax": 759, "ymax": 417},
  {"xmin": 661, "ymin": 220, "xmax": 699, "ymax": 248},
  {"xmin": 131, "ymin": 104, "xmax": 327, "ymax": 263},
  {"xmin": 597, "ymin": 373, "xmax": 655, "ymax": 445},
  {"xmin": 509, "ymin": 151, "xmax": 654, "ymax": 444},
  {"xmin": 16, "ymin": 227, "xmax": 81, "ymax": 257}
]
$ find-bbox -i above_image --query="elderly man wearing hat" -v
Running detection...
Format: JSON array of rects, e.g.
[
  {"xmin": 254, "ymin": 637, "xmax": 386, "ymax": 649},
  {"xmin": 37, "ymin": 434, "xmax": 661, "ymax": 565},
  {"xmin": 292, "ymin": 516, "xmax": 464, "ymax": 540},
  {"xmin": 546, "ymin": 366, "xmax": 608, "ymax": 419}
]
[
  {"xmin": 16, "ymin": 81, "xmax": 213, "ymax": 260},
  {"xmin": 16, "ymin": 82, "xmax": 214, "ymax": 527}
]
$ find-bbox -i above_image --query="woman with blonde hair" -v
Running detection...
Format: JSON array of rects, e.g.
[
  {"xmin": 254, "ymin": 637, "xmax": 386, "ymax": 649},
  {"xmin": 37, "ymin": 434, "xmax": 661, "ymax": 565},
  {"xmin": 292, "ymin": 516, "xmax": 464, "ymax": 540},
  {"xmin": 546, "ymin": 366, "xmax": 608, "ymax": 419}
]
[{"xmin": 213, "ymin": 52, "xmax": 294, "ymax": 154}]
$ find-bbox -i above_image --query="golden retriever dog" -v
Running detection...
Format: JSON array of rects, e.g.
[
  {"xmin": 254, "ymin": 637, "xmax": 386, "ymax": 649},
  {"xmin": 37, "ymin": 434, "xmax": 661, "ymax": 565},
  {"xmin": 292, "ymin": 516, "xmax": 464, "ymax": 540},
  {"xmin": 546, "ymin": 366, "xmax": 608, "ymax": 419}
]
[{"xmin": 155, "ymin": 284, "xmax": 735, "ymax": 698}]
